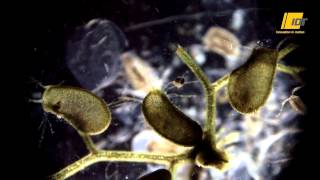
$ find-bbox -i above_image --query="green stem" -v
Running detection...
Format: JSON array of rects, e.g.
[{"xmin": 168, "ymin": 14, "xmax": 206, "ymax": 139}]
[
  {"xmin": 175, "ymin": 45, "xmax": 216, "ymax": 146},
  {"xmin": 276, "ymin": 64, "xmax": 305, "ymax": 76},
  {"xmin": 277, "ymin": 43, "xmax": 299, "ymax": 62},
  {"xmin": 49, "ymin": 150, "xmax": 191, "ymax": 180},
  {"xmin": 169, "ymin": 162, "xmax": 179, "ymax": 180},
  {"xmin": 212, "ymin": 74, "xmax": 229, "ymax": 92},
  {"xmin": 169, "ymin": 159, "xmax": 192, "ymax": 180},
  {"xmin": 78, "ymin": 132, "xmax": 98, "ymax": 153}
]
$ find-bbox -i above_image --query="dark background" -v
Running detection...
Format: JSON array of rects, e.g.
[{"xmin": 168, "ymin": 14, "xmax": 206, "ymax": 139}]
[{"xmin": 17, "ymin": 0, "xmax": 311, "ymax": 179}]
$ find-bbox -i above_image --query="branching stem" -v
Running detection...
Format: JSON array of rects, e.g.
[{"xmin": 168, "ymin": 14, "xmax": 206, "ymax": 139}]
[
  {"xmin": 49, "ymin": 150, "xmax": 192, "ymax": 180},
  {"xmin": 176, "ymin": 45, "xmax": 217, "ymax": 147}
]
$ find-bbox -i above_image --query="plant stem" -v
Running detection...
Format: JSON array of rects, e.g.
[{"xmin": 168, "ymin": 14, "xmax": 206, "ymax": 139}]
[
  {"xmin": 277, "ymin": 64, "xmax": 305, "ymax": 76},
  {"xmin": 169, "ymin": 161, "xmax": 179, "ymax": 180},
  {"xmin": 169, "ymin": 160, "xmax": 192, "ymax": 180},
  {"xmin": 49, "ymin": 150, "xmax": 192, "ymax": 180},
  {"xmin": 78, "ymin": 132, "xmax": 98, "ymax": 153},
  {"xmin": 212, "ymin": 74, "xmax": 229, "ymax": 92},
  {"xmin": 175, "ymin": 45, "xmax": 216, "ymax": 146},
  {"xmin": 277, "ymin": 43, "xmax": 299, "ymax": 62}
]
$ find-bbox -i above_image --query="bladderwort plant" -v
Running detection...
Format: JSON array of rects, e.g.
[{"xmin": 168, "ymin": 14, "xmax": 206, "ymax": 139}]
[{"xmin": 38, "ymin": 44, "xmax": 304, "ymax": 180}]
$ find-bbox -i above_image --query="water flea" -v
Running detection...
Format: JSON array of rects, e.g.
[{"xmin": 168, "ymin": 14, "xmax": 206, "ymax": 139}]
[{"xmin": 203, "ymin": 26, "xmax": 241, "ymax": 58}]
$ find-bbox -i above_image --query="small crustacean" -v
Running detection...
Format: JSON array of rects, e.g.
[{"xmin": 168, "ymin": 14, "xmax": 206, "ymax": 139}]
[
  {"xmin": 121, "ymin": 52, "xmax": 162, "ymax": 96},
  {"xmin": 172, "ymin": 76, "xmax": 185, "ymax": 89},
  {"xmin": 66, "ymin": 19, "xmax": 127, "ymax": 92},
  {"xmin": 164, "ymin": 71, "xmax": 198, "ymax": 91},
  {"xmin": 288, "ymin": 95, "xmax": 306, "ymax": 115},
  {"xmin": 276, "ymin": 86, "xmax": 306, "ymax": 117},
  {"xmin": 202, "ymin": 26, "xmax": 241, "ymax": 58}
]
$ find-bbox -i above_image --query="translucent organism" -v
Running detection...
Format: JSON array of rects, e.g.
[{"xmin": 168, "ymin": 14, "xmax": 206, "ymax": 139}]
[
  {"xmin": 42, "ymin": 85, "xmax": 111, "ymax": 135},
  {"xmin": 66, "ymin": 19, "xmax": 128, "ymax": 92},
  {"xmin": 288, "ymin": 95, "xmax": 306, "ymax": 114},
  {"xmin": 203, "ymin": 26, "xmax": 241, "ymax": 58},
  {"xmin": 121, "ymin": 52, "xmax": 162, "ymax": 96},
  {"xmin": 277, "ymin": 86, "xmax": 306, "ymax": 116},
  {"xmin": 171, "ymin": 76, "xmax": 185, "ymax": 89}
]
